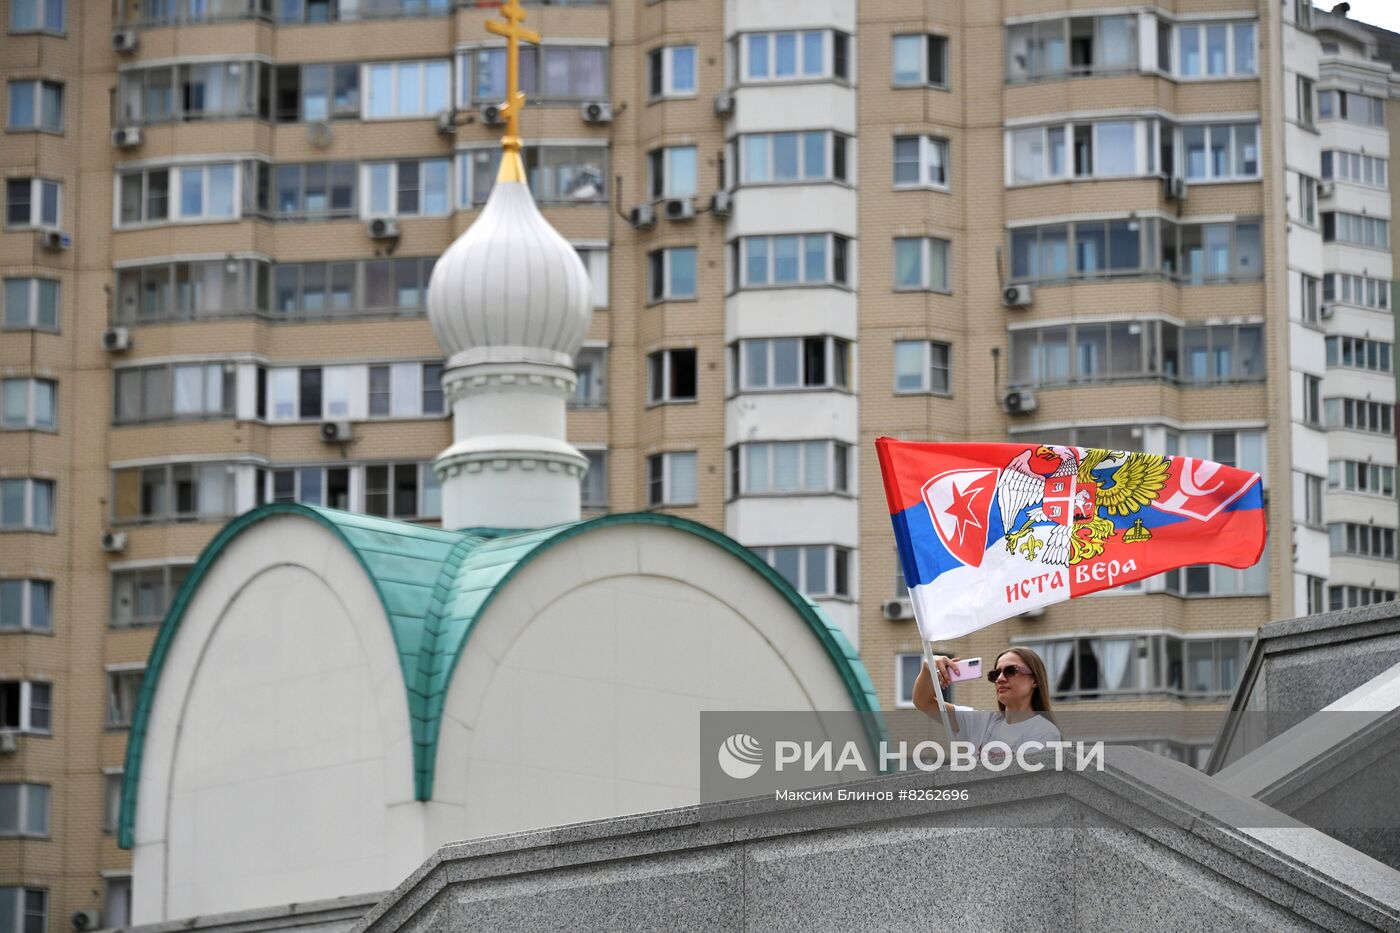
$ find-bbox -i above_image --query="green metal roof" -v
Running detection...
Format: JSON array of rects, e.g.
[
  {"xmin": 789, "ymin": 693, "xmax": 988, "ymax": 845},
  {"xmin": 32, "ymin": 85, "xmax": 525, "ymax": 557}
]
[{"xmin": 118, "ymin": 505, "xmax": 884, "ymax": 849}]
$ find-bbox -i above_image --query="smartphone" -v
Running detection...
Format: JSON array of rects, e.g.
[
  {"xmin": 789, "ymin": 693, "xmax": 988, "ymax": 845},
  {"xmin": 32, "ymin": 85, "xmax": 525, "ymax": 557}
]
[{"xmin": 946, "ymin": 657, "xmax": 983, "ymax": 684}]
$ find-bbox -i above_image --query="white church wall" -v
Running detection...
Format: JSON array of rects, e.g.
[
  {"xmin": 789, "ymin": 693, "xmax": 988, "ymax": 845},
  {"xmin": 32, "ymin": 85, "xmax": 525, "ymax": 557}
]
[
  {"xmin": 431, "ymin": 523, "xmax": 864, "ymax": 842},
  {"xmin": 131, "ymin": 517, "xmax": 420, "ymax": 923}
]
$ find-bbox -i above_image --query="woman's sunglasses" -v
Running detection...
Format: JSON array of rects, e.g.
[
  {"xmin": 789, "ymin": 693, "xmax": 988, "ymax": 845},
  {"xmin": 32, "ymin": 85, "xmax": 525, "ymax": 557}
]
[{"xmin": 987, "ymin": 664, "xmax": 1031, "ymax": 683}]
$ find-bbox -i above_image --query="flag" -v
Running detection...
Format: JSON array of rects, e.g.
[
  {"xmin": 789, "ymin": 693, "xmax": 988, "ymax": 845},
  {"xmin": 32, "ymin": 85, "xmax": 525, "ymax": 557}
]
[{"xmin": 876, "ymin": 438, "xmax": 1267, "ymax": 643}]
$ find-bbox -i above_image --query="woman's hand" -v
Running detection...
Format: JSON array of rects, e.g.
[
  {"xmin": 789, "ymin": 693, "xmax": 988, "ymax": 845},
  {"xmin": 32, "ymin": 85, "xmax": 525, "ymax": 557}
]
[{"xmin": 910, "ymin": 655, "xmax": 960, "ymax": 713}]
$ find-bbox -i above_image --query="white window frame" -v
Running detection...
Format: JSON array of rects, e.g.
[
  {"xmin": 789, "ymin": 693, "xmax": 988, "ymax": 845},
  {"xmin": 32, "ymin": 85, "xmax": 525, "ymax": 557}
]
[
  {"xmin": 648, "ymin": 146, "xmax": 698, "ymax": 200},
  {"xmin": 102, "ymin": 769, "xmax": 124, "ymax": 834},
  {"xmin": 9, "ymin": 0, "xmax": 65, "ymax": 33},
  {"xmin": 109, "ymin": 562, "xmax": 191, "ymax": 629},
  {"xmin": 893, "ymin": 237, "xmax": 951, "ymax": 292},
  {"xmin": 734, "ymin": 440, "xmax": 850, "ymax": 496},
  {"xmin": 0, "ymin": 887, "xmax": 48, "ymax": 933},
  {"xmin": 1324, "ymin": 149, "xmax": 1389, "ymax": 189},
  {"xmin": 572, "ymin": 345, "xmax": 607, "ymax": 408},
  {"xmin": 105, "ymin": 666, "xmax": 145, "ymax": 728},
  {"xmin": 0, "ymin": 783, "xmax": 49, "ymax": 837},
  {"xmin": 751, "ymin": 544, "xmax": 852, "ymax": 598},
  {"xmin": 5, "ymin": 177, "xmax": 60, "ymax": 229},
  {"xmin": 648, "ymin": 451, "xmax": 698, "ymax": 507},
  {"xmin": 362, "ymin": 60, "xmax": 451, "ymax": 120},
  {"xmin": 0, "ymin": 478, "xmax": 54, "ymax": 531},
  {"xmin": 891, "ymin": 33, "xmax": 948, "ymax": 88},
  {"xmin": 2, "ymin": 681, "xmax": 52, "ymax": 734},
  {"xmin": 1178, "ymin": 122, "xmax": 1261, "ymax": 183},
  {"xmin": 0, "ymin": 578, "xmax": 51, "ymax": 632},
  {"xmin": 1173, "ymin": 21, "xmax": 1258, "ymax": 79},
  {"xmin": 1006, "ymin": 120, "xmax": 1149, "ymax": 185},
  {"xmin": 267, "ymin": 464, "xmax": 354, "ymax": 509},
  {"xmin": 114, "ymin": 163, "xmax": 241, "ymax": 227},
  {"xmin": 1324, "ymin": 272, "xmax": 1390, "ymax": 311},
  {"xmin": 895, "ymin": 653, "xmax": 924, "ymax": 708},
  {"xmin": 579, "ymin": 447, "xmax": 607, "ymax": 510},
  {"xmin": 6, "ymin": 79, "xmax": 62, "ymax": 132},
  {"xmin": 646, "ymin": 349, "xmax": 698, "ymax": 405},
  {"xmin": 734, "ymin": 336, "xmax": 851, "ymax": 392},
  {"xmin": 1, "ymin": 277, "xmax": 59, "ymax": 331},
  {"xmin": 1329, "ymin": 460, "xmax": 1396, "ymax": 498},
  {"xmin": 1, "ymin": 378, "xmax": 56, "ymax": 430},
  {"xmin": 361, "ymin": 158, "xmax": 452, "ymax": 219},
  {"xmin": 893, "ymin": 340, "xmax": 952, "ymax": 395},
  {"xmin": 742, "ymin": 30, "xmax": 835, "ymax": 83},
  {"xmin": 647, "ymin": 247, "xmax": 697, "ymax": 302},
  {"xmin": 737, "ymin": 234, "xmax": 848, "ymax": 289},
  {"xmin": 892, "ymin": 135, "xmax": 949, "ymax": 189},
  {"xmin": 649, "ymin": 45, "xmax": 697, "ymax": 99},
  {"xmin": 738, "ymin": 131, "xmax": 845, "ymax": 186},
  {"xmin": 574, "ymin": 246, "xmax": 608, "ymax": 309}
]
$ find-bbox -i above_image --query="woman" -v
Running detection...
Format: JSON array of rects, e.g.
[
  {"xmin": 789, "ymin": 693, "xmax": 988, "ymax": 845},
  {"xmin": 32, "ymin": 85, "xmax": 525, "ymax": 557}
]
[{"xmin": 911, "ymin": 646, "xmax": 1061, "ymax": 753}]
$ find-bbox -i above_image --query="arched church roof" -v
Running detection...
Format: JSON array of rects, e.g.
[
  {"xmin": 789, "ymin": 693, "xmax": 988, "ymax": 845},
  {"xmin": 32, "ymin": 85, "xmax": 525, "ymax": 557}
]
[{"xmin": 118, "ymin": 504, "xmax": 883, "ymax": 848}]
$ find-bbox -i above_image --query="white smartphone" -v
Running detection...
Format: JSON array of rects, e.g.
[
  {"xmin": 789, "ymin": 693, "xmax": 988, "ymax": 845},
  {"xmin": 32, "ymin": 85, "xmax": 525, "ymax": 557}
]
[{"xmin": 946, "ymin": 657, "xmax": 983, "ymax": 684}]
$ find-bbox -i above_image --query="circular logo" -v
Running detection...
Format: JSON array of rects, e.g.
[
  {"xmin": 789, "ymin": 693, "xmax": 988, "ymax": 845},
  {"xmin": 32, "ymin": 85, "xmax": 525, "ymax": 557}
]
[{"xmin": 717, "ymin": 733, "xmax": 763, "ymax": 779}]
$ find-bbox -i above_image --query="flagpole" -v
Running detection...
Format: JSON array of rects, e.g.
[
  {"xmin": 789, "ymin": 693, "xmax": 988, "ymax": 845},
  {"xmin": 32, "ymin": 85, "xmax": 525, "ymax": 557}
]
[{"xmin": 920, "ymin": 634, "xmax": 959, "ymax": 749}]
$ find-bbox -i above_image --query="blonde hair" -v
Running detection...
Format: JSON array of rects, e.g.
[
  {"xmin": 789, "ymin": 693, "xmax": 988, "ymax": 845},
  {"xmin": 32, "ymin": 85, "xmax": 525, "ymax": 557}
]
[{"xmin": 995, "ymin": 646, "xmax": 1057, "ymax": 726}]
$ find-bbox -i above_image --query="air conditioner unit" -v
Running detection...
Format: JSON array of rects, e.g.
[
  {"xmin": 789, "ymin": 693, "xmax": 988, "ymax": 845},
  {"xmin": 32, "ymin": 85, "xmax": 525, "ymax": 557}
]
[
  {"xmin": 711, "ymin": 190, "xmax": 732, "ymax": 218},
  {"xmin": 112, "ymin": 30, "xmax": 138, "ymax": 53},
  {"xmin": 1002, "ymin": 284, "xmax": 1033, "ymax": 308},
  {"xmin": 101, "ymin": 327, "xmax": 131, "ymax": 353},
  {"xmin": 1165, "ymin": 175, "xmax": 1188, "ymax": 201},
  {"xmin": 1002, "ymin": 389, "xmax": 1038, "ymax": 415},
  {"xmin": 101, "ymin": 531, "xmax": 129, "ymax": 554},
  {"xmin": 320, "ymin": 420, "xmax": 353, "ymax": 443},
  {"xmin": 71, "ymin": 910, "xmax": 101, "ymax": 933},
  {"xmin": 0, "ymin": 731, "xmax": 17, "ymax": 754},
  {"xmin": 39, "ymin": 229, "xmax": 71, "ymax": 251},
  {"xmin": 580, "ymin": 100, "xmax": 612, "ymax": 124},
  {"xmin": 306, "ymin": 120, "xmax": 333, "ymax": 149},
  {"xmin": 1320, "ymin": 302, "xmax": 1335, "ymax": 319},
  {"xmin": 882, "ymin": 598, "xmax": 914, "ymax": 621},
  {"xmin": 435, "ymin": 110, "xmax": 456, "ymax": 136},
  {"xmin": 664, "ymin": 197, "xmax": 695, "ymax": 221},
  {"xmin": 367, "ymin": 217, "xmax": 399, "ymax": 240},
  {"xmin": 111, "ymin": 126, "xmax": 142, "ymax": 149},
  {"xmin": 479, "ymin": 103, "xmax": 504, "ymax": 126},
  {"xmin": 628, "ymin": 203, "xmax": 656, "ymax": 230},
  {"xmin": 713, "ymin": 92, "xmax": 735, "ymax": 116},
  {"xmin": 1318, "ymin": 181, "xmax": 1335, "ymax": 199}
]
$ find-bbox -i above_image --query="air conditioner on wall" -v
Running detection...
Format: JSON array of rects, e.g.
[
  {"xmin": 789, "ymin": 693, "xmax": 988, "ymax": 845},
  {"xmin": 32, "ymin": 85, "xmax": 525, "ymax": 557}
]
[
  {"xmin": 101, "ymin": 327, "xmax": 131, "ymax": 352},
  {"xmin": 1002, "ymin": 389, "xmax": 1038, "ymax": 414},
  {"xmin": 629, "ymin": 203, "xmax": 656, "ymax": 230},
  {"xmin": 1002, "ymin": 284, "xmax": 1033, "ymax": 308},
  {"xmin": 320, "ymin": 421, "xmax": 353, "ymax": 443},
  {"xmin": 713, "ymin": 92, "xmax": 735, "ymax": 116},
  {"xmin": 479, "ymin": 103, "xmax": 504, "ymax": 126},
  {"xmin": 112, "ymin": 30, "xmax": 138, "ymax": 53},
  {"xmin": 882, "ymin": 598, "xmax": 914, "ymax": 621},
  {"xmin": 710, "ymin": 190, "xmax": 732, "ymax": 217},
  {"xmin": 664, "ymin": 197, "xmax": 695, "ymax": 221},
  {"xmin": 111, "ymin": 126, "xmax": 142, "ymax": 149},
  {"xmin": 581, "ymin": 100, "xmax": 613, "ymax": 124},
  {"xmin": 367, "ymin": 218, "xmax": 399, "ymax": 240},
  {"xmin": 101, "ymin": 531, "xmax": 128, "ymax": 554}
]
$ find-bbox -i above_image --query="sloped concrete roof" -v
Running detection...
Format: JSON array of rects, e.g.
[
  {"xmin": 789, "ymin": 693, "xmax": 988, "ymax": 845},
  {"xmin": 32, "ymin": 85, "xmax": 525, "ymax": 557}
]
[{"xmin": 118, "ymin": 505, "xmax": 881, "ymax": 848}]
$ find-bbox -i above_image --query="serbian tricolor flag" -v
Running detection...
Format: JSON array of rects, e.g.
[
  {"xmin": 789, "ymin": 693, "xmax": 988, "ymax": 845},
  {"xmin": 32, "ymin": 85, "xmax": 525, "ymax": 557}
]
[{"xmin": 876, "ymin": 438, "xmax": 1267, "ymax": 642}]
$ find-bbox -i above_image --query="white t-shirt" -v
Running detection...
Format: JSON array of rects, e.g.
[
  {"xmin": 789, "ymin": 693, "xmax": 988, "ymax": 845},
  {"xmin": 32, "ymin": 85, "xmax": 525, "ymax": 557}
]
[{"xmin": 948, "ymin": 705, "xmax": 1061, "ymax": 755}]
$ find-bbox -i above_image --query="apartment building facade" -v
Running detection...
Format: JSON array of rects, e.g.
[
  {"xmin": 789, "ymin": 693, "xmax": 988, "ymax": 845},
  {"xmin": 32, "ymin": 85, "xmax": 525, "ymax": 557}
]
[{"xmin": 1, "ymin": 0, "xmax": 1397, "ymax": 929}]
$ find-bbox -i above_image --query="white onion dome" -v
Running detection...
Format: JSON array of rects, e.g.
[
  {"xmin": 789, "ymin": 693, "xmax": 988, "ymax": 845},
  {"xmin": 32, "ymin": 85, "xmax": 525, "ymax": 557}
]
[{"xmin": 427, "ymin": 175, "xmax": 593, "ymax": 367}]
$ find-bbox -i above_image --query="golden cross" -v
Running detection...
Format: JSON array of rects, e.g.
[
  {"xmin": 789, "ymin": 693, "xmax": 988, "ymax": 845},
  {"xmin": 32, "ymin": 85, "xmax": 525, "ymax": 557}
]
[{"xmin": 485, "ymin": 0, "xmax": 540, "ymax": 182}]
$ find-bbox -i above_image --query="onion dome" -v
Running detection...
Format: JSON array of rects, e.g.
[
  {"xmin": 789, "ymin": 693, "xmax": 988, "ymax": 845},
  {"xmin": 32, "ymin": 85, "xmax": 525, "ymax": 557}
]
[{"xmin": 427, "ymin": 172, "xmax": 593, "ymax": 367}]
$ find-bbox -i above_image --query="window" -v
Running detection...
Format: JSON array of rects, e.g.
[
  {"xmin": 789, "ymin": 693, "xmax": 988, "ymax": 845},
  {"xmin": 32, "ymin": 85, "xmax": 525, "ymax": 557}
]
[
  {"xmin": 893, "ymin": 340, "xmax": 952, "ymax": 394},
  {"xmin": 1321, "ymin": 211, "xmax": 1389, "ymax": 249},
  {"xmin": 1295, "ymin": 0, "xmax": 1313, "ymax": 29},
  {"xmin": 114, "ymin": 363, "xmax": 234, "ymax": 424},
  {"xmin": 893, "ymin": 237, "xmax": 950, "ymax": 291},
  {"xmin": 1323, "ymin": 273, "xmax": 1390, "ymax": 311},
  {"xmin": 1297, "ymin": 174, "xmax": 1316, "ymax": 225},
  {"xmin": 895, "ymin": 654, "xmax": 937, "ymax": 708},
  {"xmin": 458, "ymin": 146, "xmax": 608, "ymax": 206},
  {"xmin": 573, "ymin": 347, "xmax": 607, "ymax": 407},
  {"xmin": 0, "ymin": 681, "xmax": 52, "ymax": 733},
  {"xmin": 248, "ymin": 257, "xmax": 434, "ymax": 322},
  {"xmin": 272, "ymin": 0, "xmax": 449, "ymax": 23},
  {"xmin": 0, "ymin": 479, "xmax": 53, "ymax": 531},
  {"xmin": 1322, "ymin": 150, "xmax": 1388, "ymax": 189},
  {"xmin": 580, "ymin": 449, "xmax": 607, "ymax": 510},
  {"xmin": 5, "ymin": 178, "xmax": 60, "ymax": 228},
  {"xmin": 1010, "ymin": 320, "xmax": 1265, "ymax": 388},
  {"xmin": 1179, "ymin": 123, "xmax": 1260, "ymax": 181},
  {"xmin": 576, "ymin": 247, "xmax": 609, "ymax": 308},
  {"xmin": 1006, "ymin": 15, "xmax": 1137, "ymax": 81},
  {"xmin": 1317, "ymin": 89, "xmax": 1386, "ymax": 127},
  {"xmin": 647, "ymin": 349, "xmax": 697, "ymax": 404},
  {"xmin": 104, "ymin": 877, "xmax": 132, "ymax": 932},
  {"xmin": 7, "ymin": 80, "xmax": 62, "ymax": 131},
  {"xmin": 738, "ymin": 132, "xmax": 849, "ymax": 185},
  {"xmin": 460, "ymin": 45, "xmax": 608, "ymax": 104},
  {"xmin": 117, "ymin": 164, "xmax": 239, "ymax": 226},
  {"xmin": 1303, "ymin": 374, "xmax": 1322, "ymax": 426},
  {"xmin": 1021, "ymin": 634, "xmax": 1252, "ymax": 699},
  {"xmin": 1326, "ymin": 336, "xmax": 1393, "ymax": 373},
  {"xmin": 0, "ymin": 784, "xmax": 49, "ymax": 837},
  {"xmin": 106, "ymin": 668, "xmax": 143, "ymax": 728},
  {"xmin": 268, "ymin": 162, "xmax": 357, "ymax": 220},
  {"xmin": 110, "ymin": 564, "xmax": 190, "ymax": 629},
  {"xmin": 0, "ymin": 579, "xmax": 51, "ymax": 632},
  {"xmin": 1, "ymin": 379, "xmax": 55, "ymax": 430},
  {"xmin": 1300, "ymin": 274, "xmax": 1320, "ymax": 324},
  {"xmin": 1329, "ymin": 585, "xmax": 1398, "ymax": 611},
  {"xmin": 1305, "ymin": 575, "xmax": 1325, "ymax": 615},
  {"xmin": 364, "ymin": 60, "xmax": 450, "ymax": 119},
  {"xmin": 731, "ymin": 441, "xmax": 850, "ymax": 496},
  {"xmin": 647, "ymin": 452, "xmax": 697, "ymax": 507},
  {"xmin": 362, "ymin": 463, "xmax": 439, "ymax": 519},
  {"xmin": 1303, "ymin": 473, "xmax": 1324, "ymax": 526},
  {"xmin": 742, "ymin": 30, "xmax": 848, "ymax": 82},
  {"xmin": 363, "ymin": 159, "xmax": 451, "ymax": 218},
  {"xmin": 268, "ymin": 466, "xmax": 352, "ymax": 509},
  {"xmin": 103, "ymin": 771, "xmax": 123, "ymax": 834},
  {"xmin": 893, "ymin": 136, "xmax": 948, "ymax": 188},
  {"xmin": 9, "ymin": 0, "xmax": 63, "ymax": 32},
  {"xmin": 111, "ymin": 463, "xmax": 237, "ymax": 524},
  {"xmin": 1298, "ymin": 76, "xmax": 1314, "ymax": 128},
  {"xmin": 752, "ymin": 545, "xmax": 851, "ymax": 598},
  {"xmin": 647, "ymin": 146, "xmax": 697, "ymax": 200},
  {"xmin": 1328, "ymin": 460, "xmax": 1396, "ymax": 498},
  {"xmin": 647, "ymin": 247, "xmax": 697, "ymax": 302},
  {"xmin": 1175, "ymin": 21, "xmax": 1257, "ymax": 77},
  {"xmin": 271, "ymin": 63, "xmax": 360, "ymax": 122},
  {"xmin": 649, "ymin": 45, "xmax": 696, "ymax": 98},
  {"xmin": 119, "ymin": 62, "xmax": 269, "ymax": 124},
  {"xmin": 1009, "ymin": 120, "xmax": 1151, "ymax": 183},
  {"xmin": 736, "ymin": 235, "xmax": 850, "ymax": 288},
  {"xmin": 2, "ymin": 278, "xmax": 58, "ymax": 331},
  {"xmin": 891, "ymin": 34, "xmax": 947, "ymax": 87},
  {"xmin": 1009, "ymin": 217, "xmax": 1262, "ymax": 285},
  {"xmin": 1163, "ymin": 429, "xmax": 1266, "ymax": 479},
  {"xmin": 1324, "ymin": 397, "xmax": 1394, "ymax": 435},
  {"xmin": 734, "ymin": 337, "xmax": 850, "ymax": 392},
  {"xmin": 1329, "ymin": 522, "xmax": 1397, "ymax": 560}
]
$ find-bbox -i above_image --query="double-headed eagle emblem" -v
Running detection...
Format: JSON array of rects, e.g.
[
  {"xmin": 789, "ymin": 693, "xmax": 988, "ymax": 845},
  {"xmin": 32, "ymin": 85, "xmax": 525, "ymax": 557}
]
[{"xmin": 996, "ymin": 446, "xmax": 1171, "ymax": 565}]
